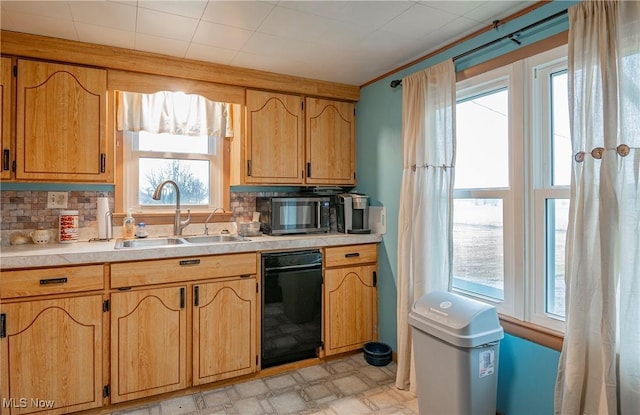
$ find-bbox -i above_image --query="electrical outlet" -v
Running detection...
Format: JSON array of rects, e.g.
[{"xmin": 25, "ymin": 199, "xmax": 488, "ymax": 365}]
[{"xmin": 47, "ymin": 192, "xmax": 68, "ymax": 209}]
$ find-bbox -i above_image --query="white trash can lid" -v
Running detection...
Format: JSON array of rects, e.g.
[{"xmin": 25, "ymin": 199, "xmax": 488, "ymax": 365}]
[{"xmin": 408, "ymin": 290, "xmax": 504, "ymax": 348}]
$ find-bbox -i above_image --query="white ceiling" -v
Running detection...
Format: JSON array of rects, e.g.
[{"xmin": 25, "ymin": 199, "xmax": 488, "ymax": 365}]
[{"xmin": 0, "ymin": 1, "xmax": 535, "ymax": 85}]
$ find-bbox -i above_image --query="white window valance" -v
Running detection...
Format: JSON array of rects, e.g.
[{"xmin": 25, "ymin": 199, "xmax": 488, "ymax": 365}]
[{"xmin": 117, "ymin": 91, "xmax": 227, "ymax": 137}]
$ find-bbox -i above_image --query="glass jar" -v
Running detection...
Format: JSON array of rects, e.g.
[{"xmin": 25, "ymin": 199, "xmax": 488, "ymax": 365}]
[{"xmin": 136, "ymin": 222, "xmax": 148, "ymax": 238}]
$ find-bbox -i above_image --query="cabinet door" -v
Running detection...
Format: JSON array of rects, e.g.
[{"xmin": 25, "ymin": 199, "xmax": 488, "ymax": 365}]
[
  {"xmin": 245, "ymin": 90, "xmax": 303, "ymax": 184},
  {"xmin": 0, "ymin": 57, "xmax": 12, "ymax": 181},
  {"xmin": 324, "ymin": 265, "xmax": 377, "ymax": 355},
  {"xmin": 305, "ymin": 98, "xmax": 356, "ymax": 185},
  {"xmin": 193, "ymin": 278, "xmax": 257, "ymax": 385},
  {"xmin": 16, "ymin": 60, "xmax": 110, "ymax": 182},
  {"xmin": 0, "ymin": 295, "xmax": 103, "ymax": 415},
  {"xmin": 110, "ymin": 286, "xmax": 187, "ymax": 403}
]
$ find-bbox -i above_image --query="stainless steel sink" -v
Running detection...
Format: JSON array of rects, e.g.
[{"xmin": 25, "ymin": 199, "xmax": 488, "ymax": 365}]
[
  {"xmin": 114, "ymin": 234, "xmax": 249, "ymax": 249},
  {"xmin": 114, "ymin": 237, "xmax": 185, "ymax": 249},
  {"xmin": 182, "ymin": 235, "xmax": 247, "ymax": 244}
]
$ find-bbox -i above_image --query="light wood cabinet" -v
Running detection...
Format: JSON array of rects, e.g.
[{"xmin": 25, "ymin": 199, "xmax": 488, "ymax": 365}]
[
  {"xmin": 193, "ymin": 278, "xmax": 257, "ymax": 385},
  {"xmin": 110, "ymin": 286, "xmax": 188, "ymax": 403},
  {"xmin": 245, "ymin": 89, "xmax": 304, "ymax": 184},
  {"xmin": 305, "ymin": 97, "xmax": 356, "ymax": 185},
  {"xmin": 15, "ymin": 59, "xmax": 111, "ymax": 183},
  {"xmin": 110, "ymin": 253, "xmax": 256, "ymax": 288},
  {"xmin": 238, "ymin": 90, "xmax": 357, "ymax": 186},
  {"xmin": 0, "ymin": 57, "xmax": 12, "ymax": 180},
  {"xmin": 0, "ymin": 264, "xmax": 104, "ymax": 298},
  {"xmin": 324, "ymin": 244, "xmax": 378, "ymax": 356},
  {"xmin": 0, "ymin": 293, "xmax": 104, "ymax": 415},
  {"xmin": 110, "ymin": 253, "xmax": 258, "ymax": 402}
]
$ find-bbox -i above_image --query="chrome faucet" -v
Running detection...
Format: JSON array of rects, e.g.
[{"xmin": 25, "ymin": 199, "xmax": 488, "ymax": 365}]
[
  {"xmin": 152, "ymin": 180, "xmax": 191, "ymax": 235},
  {"xmin": 204, "ymin": 207, "xmax": 225, "ymax": 235}
]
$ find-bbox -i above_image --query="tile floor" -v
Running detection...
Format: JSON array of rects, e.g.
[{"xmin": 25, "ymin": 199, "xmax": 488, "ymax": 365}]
[{"xmin": 109, "ymin": 353, "xmax": 418, "ymax": 415}]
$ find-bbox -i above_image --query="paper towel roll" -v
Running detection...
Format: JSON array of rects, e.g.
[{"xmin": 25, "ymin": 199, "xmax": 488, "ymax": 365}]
[{"xmin": 97, "ymin": 194, "xmax": 110, "ymax": 239}]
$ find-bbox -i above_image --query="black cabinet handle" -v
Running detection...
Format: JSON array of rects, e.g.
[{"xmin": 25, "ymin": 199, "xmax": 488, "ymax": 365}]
[
  {"xmin": 373, "ymin": 271, "xmax": 377, "ymax": 287},
  {"xmin": 345, "ymin": 252, "xmax": 360, "ymax": 258},
  {"xmin": 179, "ymin": 259, "xmax": 200, "ymax": 266},
  {"xmin": 0, "ymin": 314, "xmax": 6, "ymax": 338},
  {"xmin": 307, "ymin": 162, "xmax": 311, "ymax": 178},
  {"xmin": 100, "ymin": 153, "xmax": 106, "ymax": 173},
  {"xmin": 247, "ymin": 160, "xmax": 252, "ymax": 176},
  {"xmin": 180, "ymin": 287, "xmax": 185, "ymax": 309},
  {"xmin": 3, "ymin": 149, "xmax": 9, "ymax": 171},
  {"xmin": 194, "ymin": 286, "xmax": 200, "ymax": 307},
  {"xmin": 40, "ymin": 277, "xmax": 68, "ymax": 285}
]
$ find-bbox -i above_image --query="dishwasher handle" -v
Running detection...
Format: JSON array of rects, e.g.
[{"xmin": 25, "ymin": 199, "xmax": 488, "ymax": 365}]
[{"xmin": 264, "ymin": 263, "xmax": 321, "ymax": 272}]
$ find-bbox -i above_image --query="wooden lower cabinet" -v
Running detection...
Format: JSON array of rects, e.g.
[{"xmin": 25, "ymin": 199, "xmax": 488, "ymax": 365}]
[
  {"xmin": 324, "ymin": 265, "xmax": 378, "ymax": 355},
  {"xmin": 110, "ymin": 286, "xmax": 188, "ymax": 403},
  {"xmin": 0, "ymin": 295, "xmax": 104, "ymax": 415},
  {"xmin": 109, "ymin": 253, "xmax": 259, "ymax": 403},
  {"xmin": 193, "ymin": 278, "xmax": 257, "ymax": 385},
  {"xmin": 324, "ymin": 244, "xmax": 378, "ymax": 356}
]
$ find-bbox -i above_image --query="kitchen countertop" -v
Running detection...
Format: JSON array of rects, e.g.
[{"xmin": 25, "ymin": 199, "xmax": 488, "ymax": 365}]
[{"xmin": 0, "ymin": 232, "xmax": 382, "ymax": 270}]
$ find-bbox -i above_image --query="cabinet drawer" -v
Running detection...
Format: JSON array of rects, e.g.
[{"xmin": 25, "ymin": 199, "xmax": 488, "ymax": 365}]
[
  {"xmin": 111, "ymin": 253, "xmax": 257, "ymax": 288},
  {"xmin": 1, "ymin": 265, "xmax": 104, "ymax": 298},
  {"xmin": 324, "ymin": 244, "xmax": 377, "ymax": 268}
]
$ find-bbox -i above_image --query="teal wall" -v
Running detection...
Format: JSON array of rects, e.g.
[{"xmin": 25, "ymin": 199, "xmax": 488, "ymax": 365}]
[
  {"xmin": 498, "ymin": 334, "xmax": 561, "ymax": 415},
  {"xmin": 355, "ymin": 1, "xmax": 576, "ymax": 413}
]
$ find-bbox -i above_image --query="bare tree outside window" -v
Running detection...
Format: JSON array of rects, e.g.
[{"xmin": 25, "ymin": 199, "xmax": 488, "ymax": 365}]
[{"xmin": 140, "ymin": 159, "xmax": 209, "ymax": 205}]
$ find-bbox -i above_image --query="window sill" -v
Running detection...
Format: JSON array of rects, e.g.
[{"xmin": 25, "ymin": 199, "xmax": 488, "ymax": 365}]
[{"xmin": 498, "ymin": 314, "xmax": 564, "ymax": 351}]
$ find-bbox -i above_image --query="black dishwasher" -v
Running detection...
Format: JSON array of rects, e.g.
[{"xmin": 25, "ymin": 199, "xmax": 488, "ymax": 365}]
[{"xmin": 261, "ymin": 250, "xmax": 322, "ymax": 368}]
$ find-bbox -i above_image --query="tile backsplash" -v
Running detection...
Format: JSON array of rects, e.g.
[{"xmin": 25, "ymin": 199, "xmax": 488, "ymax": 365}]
[
  {"xmin": 1, "ymin": 190, "xmax": 340, "ymax": 244},
  {"xmin": 0, "ymin": 190, "xmax": 291, "ymax": 233},
  {"xmin": 1, "ymin": 190, "xmax": 113, "ymax": 231}
]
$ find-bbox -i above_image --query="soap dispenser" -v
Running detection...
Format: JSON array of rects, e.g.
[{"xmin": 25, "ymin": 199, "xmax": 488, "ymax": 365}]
[{"xmin": 122, "ymin": 208, "xmax": 136, "ymax": 239}]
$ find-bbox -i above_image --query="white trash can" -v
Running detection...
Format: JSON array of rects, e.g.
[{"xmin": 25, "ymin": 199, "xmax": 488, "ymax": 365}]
[{"xmin": 409, "ymin": 291, "xmax": 504, "ymax": 415}]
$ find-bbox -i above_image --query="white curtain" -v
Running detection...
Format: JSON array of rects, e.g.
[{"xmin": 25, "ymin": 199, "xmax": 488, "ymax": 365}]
[
  {"xmin": 555, "ymin": 1, "xmax": 640, "ymax": 414},
  {"xmin": 118, "ymin": 91, "xmax": 227, "ymax": 137},
  {"xmin": 396, "ymin": 59, "xmax": 456, "ymax": 391}
]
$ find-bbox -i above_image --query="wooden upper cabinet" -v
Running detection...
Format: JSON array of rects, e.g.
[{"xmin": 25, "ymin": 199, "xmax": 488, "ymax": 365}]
[
  {"xmin": 305, "ymin": 98, "xmax": 356, "ymax": 186},
  {"xmin": 0, "ymin": 57, "xmax": 12, "ymax": 181},
  {"xmin": 15, "ymin": 59, "xmax": 111, "ymax": 183},
  {"xmin": 245, "ymin": 89, "xmax": 304, "ymax": 184}
]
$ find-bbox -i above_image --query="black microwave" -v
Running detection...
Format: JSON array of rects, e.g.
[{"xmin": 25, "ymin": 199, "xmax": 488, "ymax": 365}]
[{"xmin": 256, "ymin": 196, "xmax": 330, "ymax": 235}]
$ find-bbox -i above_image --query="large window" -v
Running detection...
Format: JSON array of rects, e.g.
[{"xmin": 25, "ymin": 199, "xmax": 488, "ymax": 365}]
[
  {"xmin": 530, "ymin": 48, "xmax": 571, "ymax": 331},
  {"xmin": 453, "ymin": 46, "xmax": 569, "ymax": 331},
  {"xmin": 123, "ymin": 130, "xmax": 223, "ymax": 210},
  {"xmin": 119, "ymin": 90, "xmax": 227, "ymax": 212}
]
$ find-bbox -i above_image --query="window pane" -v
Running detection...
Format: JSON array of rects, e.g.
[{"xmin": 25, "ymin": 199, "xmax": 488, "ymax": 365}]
[
  {"xmin": 455, "ymin": 89, "xmax": 509, "ymax": 189},
  {"xmin": 452, "ymin": 199, "xmax": 504, "ymax": 300},
  {"xmin": 138, "ymin": 131, "xmax": 211, "ymax": 154},
  {"xmin": 545, "ymin": 198, "xmax": 569, "ymax": 318},
  {"xmin": 139, "ymin": 158, "xmax": 210, "ymax": 205},
  {"xmin": 551, "ymin": 71, "xmax": 571, "ymax": 186}
]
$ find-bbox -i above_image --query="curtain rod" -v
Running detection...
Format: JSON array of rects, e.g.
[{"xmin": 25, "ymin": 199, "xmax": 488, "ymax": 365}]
[{"xmin": 389, "ymin": 9, "xmax": 568, "ymax": 88}]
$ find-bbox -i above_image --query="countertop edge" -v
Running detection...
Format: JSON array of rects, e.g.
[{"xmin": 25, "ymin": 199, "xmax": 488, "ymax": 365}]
[{"xmin": 0, "ymin": 233, "xmax": 382, "ymax": 270}]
